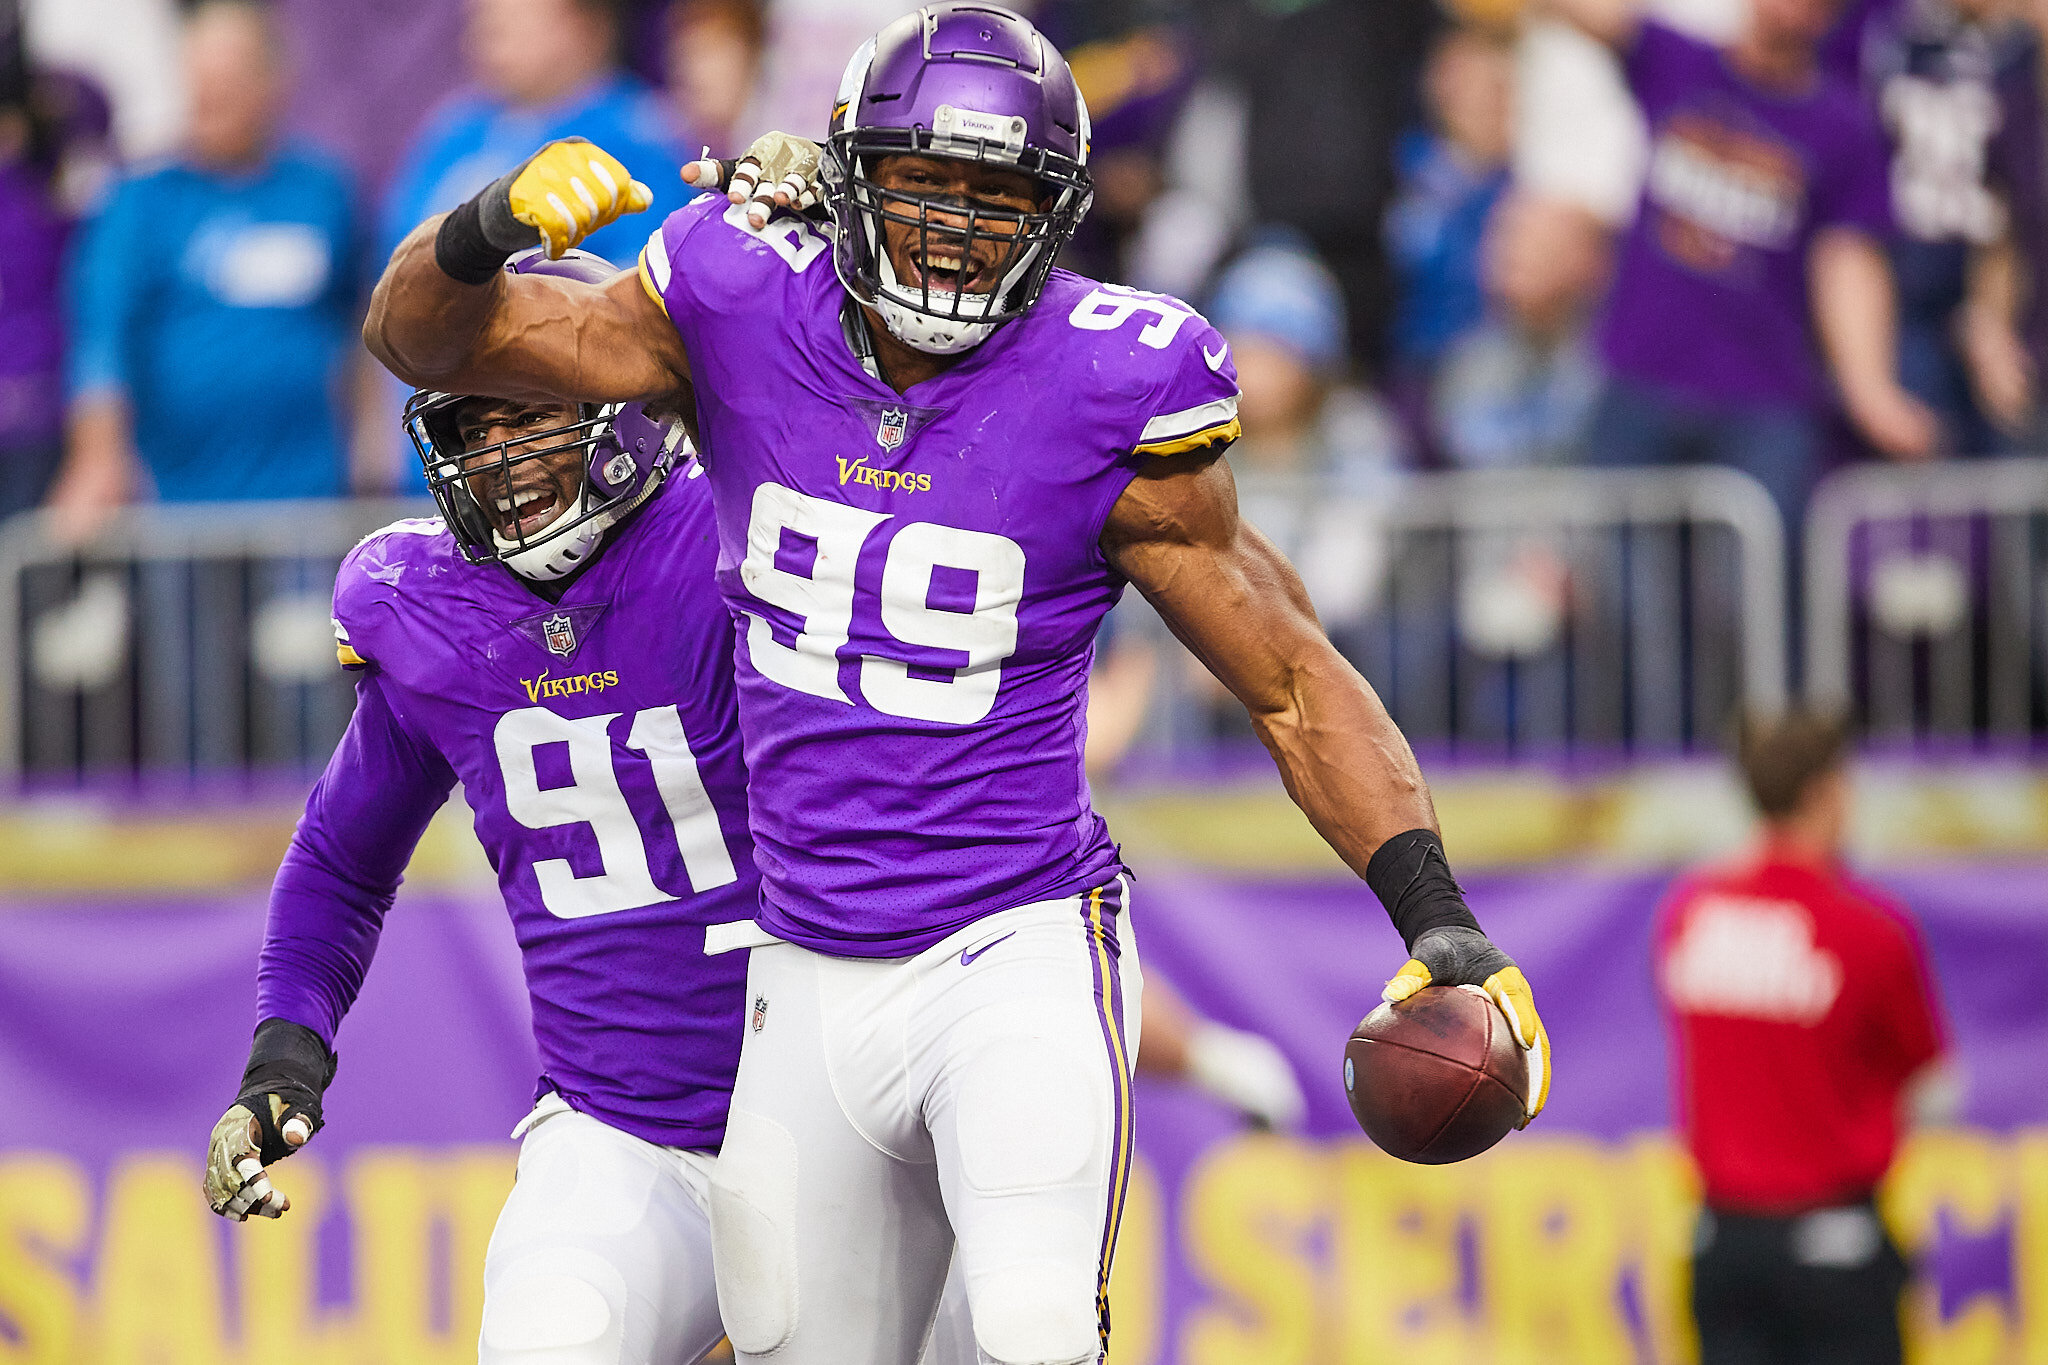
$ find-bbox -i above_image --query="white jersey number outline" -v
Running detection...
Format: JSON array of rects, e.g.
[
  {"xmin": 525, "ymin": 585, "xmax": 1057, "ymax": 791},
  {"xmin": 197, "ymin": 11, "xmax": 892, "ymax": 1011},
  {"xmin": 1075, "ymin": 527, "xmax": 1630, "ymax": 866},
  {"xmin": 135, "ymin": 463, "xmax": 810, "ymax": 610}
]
[
  {"xmin": 494, "ymin": 705, "xmax": 739, "ymax": 919},
  {"xmin": 740, "ymin": 483, "xmax": 1026, "ymax": 725}
]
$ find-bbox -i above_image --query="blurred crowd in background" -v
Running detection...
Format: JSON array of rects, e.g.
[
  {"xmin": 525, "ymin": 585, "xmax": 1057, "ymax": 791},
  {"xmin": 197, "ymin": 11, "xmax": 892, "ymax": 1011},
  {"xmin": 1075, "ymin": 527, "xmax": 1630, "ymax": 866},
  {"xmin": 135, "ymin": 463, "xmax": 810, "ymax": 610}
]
[{"xmin": 2, "ymin": 0, "xmax": 2043, "ymax": 542}]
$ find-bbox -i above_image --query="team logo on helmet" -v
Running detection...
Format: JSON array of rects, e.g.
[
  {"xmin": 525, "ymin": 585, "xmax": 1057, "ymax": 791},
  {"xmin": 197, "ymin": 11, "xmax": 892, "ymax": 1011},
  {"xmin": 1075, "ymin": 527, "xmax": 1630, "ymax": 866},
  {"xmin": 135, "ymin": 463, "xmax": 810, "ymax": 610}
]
[
  {"xmin": 876, "ymin": 407, "xmax": 908, "ymax": 451},
  {"xmin": 543, "ymin": 613, "xmax": 576, "ymax": 658}
]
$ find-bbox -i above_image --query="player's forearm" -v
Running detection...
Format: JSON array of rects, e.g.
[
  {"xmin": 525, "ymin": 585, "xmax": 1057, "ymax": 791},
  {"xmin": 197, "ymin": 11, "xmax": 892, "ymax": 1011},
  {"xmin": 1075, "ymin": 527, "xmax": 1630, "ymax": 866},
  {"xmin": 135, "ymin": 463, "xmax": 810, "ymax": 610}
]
[
  {"xmin": 363, "ymin": 214, "xmax": 505, "ymax": 386},
  {"xmin": 1246, "ymin": 644, "xmax": 1439, "ymax": 877}
]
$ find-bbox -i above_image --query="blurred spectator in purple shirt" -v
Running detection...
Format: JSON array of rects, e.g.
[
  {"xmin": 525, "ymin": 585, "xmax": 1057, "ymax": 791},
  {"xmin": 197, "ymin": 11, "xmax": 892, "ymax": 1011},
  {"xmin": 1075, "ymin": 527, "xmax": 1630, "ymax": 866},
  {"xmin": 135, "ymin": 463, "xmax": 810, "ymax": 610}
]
[
  {"xmin": 1838, "ymin": 0, "xmax": 2045, "ymax": 450},
  {"xmin": 0, "ymin": 67, "xmax": 110, "ymax": 518},
  {"xmin": 1547, "ymin": 0, "xmax": 1939, "ymax": 534}
]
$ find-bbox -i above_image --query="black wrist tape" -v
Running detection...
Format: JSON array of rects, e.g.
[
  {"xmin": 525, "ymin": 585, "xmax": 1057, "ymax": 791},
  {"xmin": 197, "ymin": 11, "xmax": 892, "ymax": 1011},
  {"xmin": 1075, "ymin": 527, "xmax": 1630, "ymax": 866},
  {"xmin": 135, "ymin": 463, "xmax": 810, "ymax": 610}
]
[
  {"xmin": 1366, "ymin": 828, "xmax": 1482, "ymax": 954},
  {"xmin": 432, "ymin": 160, "xmax": 542, "ymax": 286},
  {"xmin": 236, "ymin": 1018, "xmax": 337, "ymax": 1164},
  {"xmin": 434, "ymin": 196, "xmax": 512, "ymax": 286}
]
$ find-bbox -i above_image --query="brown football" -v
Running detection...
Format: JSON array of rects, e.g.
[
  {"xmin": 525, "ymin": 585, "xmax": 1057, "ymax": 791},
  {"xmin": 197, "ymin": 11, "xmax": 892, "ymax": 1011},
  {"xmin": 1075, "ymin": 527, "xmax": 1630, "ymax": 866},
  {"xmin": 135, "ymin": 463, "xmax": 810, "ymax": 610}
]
[{"xmin": 1344, "ymin": 984, "xmax": 1528, "ymax": 1163}]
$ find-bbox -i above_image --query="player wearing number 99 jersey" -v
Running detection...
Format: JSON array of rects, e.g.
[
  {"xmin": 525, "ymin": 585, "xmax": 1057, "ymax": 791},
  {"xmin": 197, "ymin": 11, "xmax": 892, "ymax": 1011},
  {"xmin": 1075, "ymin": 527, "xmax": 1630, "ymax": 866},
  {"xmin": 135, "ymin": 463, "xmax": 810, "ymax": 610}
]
[{"xmin": 364, "ymin": 7, "xmax": 1551, "ymax": 1364}]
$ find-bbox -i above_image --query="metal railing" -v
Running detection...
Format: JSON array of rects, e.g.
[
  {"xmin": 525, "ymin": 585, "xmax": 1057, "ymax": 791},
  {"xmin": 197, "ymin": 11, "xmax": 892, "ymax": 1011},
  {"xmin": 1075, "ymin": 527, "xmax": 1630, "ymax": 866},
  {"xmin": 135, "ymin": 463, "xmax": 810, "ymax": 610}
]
[
  {"xmin": 0, "ymin": 466, "xmax": 1794, "ymax": 781},
  {"xmin": 0, "ymin": 499, "xmax": 432, "ymax": 779},
  {"xmin": 1805, "ymin": 456, "xmax": 2048, "ymax": 744},
  {"xmin": 1131, "ymin": 464, "xmax": 1786, "ymax": 757}
]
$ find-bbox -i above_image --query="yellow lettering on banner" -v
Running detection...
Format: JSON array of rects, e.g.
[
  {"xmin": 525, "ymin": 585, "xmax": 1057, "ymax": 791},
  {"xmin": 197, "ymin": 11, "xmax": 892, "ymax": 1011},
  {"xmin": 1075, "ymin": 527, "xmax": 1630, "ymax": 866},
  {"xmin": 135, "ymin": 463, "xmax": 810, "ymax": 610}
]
[
  {"xmin": 94, "ymin": 1153, "xmax": 229, "ymax": 1365},
  {"xmin": 0, "ymin": 1154, "xmax": 89, "ymax": 1365},
  {"xmin": 1484, "ymin": 1138, "xmax": 1634, "ymax": 1365},
  {"xmin": 1106, "ymin": 1155, "xmax": 1163, "ymax": 1365},
  {"xmin": 234, "ymin": 1154, "xmax": 339, "ymax": 1365},
  {"xmin": 349, "ymin": 1146, "xmax": 515, "ymax": 1365},
  {"xmin": 1330, "ymin": 1143, "xmax": 1473, "ymax": 1365},
  {"xmin": 1625, "ymin": 1136, "xmax": 1701, "ymax": 1365},
  {"xmin": 1888, "ymin": 1131, "xmax": 2011, "ymax": 1365},
  {"xmin": 1183, "ymin": 1133, "xmax": 1324, "ymax": 1365},
  {"xmin": 2014, "ymin": 1132, "xmax": 2048, "ymax": 1365}
]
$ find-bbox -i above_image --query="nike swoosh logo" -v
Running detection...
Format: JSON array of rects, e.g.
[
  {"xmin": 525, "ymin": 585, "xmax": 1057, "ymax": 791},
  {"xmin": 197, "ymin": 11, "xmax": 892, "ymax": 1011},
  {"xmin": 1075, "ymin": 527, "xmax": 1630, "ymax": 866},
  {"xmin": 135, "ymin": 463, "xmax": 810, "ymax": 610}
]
[
  {"xmin": 1203, "ymin": 343, "xmax": 1228, "ymax": 371},
  {"xmin": 959, "ymin": 932, "xmax": 1015, "ymax": 967}
]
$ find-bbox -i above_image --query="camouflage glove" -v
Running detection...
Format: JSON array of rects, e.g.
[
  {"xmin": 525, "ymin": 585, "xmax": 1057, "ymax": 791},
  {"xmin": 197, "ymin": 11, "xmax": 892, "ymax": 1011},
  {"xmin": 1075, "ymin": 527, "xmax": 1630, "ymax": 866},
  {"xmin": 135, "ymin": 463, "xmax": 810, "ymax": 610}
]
[
  {"xmin": 682, "ymin": 131, "xmax": 825, "ymax": 229},
  {"xmin": 203, "ymin": 1019, "xmax": 335, "ymax": 1221}
]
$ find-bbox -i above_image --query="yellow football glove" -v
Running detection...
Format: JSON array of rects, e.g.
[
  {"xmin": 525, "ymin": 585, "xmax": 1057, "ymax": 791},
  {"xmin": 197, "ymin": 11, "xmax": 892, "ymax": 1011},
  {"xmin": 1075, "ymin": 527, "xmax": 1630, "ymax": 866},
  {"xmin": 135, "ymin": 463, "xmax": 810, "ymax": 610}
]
[
  {"xmin": 1384, "ymin": 933, "xmax": 1552, "ymax": 1124},
  {"xmin": 504, "ymin": 137, "xmax": 655, "ymax": 259}
]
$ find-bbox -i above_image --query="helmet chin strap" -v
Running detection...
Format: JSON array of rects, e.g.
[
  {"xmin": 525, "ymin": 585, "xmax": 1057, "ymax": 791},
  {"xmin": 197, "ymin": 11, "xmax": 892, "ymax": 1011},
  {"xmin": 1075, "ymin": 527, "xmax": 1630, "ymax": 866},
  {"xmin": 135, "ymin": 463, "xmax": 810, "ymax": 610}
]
[
  {"xmin": 871, "ymin": 244, "xmax": 1041, "ymax": 356},
  {"xmin": 494, "ymin": 485, "xmax": 612, "ymax": 582}
]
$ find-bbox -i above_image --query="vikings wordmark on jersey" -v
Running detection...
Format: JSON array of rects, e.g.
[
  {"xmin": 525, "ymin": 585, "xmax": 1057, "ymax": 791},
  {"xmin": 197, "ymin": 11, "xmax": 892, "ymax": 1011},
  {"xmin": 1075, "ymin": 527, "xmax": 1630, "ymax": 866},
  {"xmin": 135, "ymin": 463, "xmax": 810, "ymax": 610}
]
[{"xmin": 639, "ymin": 193, "xmax": 1239, "ymax": 955}]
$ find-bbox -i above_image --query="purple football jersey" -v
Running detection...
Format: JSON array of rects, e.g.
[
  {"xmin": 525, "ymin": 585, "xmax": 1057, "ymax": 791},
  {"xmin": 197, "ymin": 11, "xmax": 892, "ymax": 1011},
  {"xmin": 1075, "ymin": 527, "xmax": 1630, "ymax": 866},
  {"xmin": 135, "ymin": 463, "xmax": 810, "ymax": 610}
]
[
  {"xmin": 258, "ymin": 460, "xmax": 757, "ymax": 1148},
  {"xmin": 638, "ymin": 196, "xmax": 1240, "ymax": 955}
]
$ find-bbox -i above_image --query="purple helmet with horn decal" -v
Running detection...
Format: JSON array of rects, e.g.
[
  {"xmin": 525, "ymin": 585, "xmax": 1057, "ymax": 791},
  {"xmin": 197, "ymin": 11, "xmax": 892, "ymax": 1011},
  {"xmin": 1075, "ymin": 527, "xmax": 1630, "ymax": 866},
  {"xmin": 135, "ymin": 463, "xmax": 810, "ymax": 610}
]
[
  {"xmin": 821, "ymin": 3, "xmax": 1093, "ymax": 355},
  {"xmin": 404, "ymin": 248, "xmax": 682, "ymax": 580}
]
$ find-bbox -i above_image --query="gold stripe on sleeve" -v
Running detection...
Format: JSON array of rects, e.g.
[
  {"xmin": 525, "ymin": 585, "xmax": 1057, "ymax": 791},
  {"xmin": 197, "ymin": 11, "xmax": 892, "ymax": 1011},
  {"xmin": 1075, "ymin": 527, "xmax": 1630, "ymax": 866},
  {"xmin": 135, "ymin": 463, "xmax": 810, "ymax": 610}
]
[
  {"xmin": 1131, "ymin": 416, "xmax": 1242, "ymax": 458},
  {"xmin": 637, "ymin": 247, "xmax": 672, "ymax": 318}
]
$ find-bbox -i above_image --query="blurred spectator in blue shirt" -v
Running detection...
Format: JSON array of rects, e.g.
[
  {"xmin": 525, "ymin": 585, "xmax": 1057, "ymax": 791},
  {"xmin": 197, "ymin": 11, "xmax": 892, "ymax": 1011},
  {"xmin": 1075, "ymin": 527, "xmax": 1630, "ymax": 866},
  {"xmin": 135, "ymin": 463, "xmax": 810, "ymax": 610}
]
[
  {"xmin": 1431, "ymin": 191, "xmax": 1610, "ymax": 468},
  {"xmin": 379, "ymin": 0, "xmax": 690, "ymax": 270},
  {"xmin": 1386, "ymin": 28, "xmax": 1515, "ymax": 375},
  {"xmin": 1209, "ymin": 231, "xmax": 1402, "ymax": 632},
  {"xmin": 49, "ymin": 0, "xmax": 358, "ymax": 536},
  {"xmin": 367, "ymin": 0, "xmax": 694, "ymax": 492}
]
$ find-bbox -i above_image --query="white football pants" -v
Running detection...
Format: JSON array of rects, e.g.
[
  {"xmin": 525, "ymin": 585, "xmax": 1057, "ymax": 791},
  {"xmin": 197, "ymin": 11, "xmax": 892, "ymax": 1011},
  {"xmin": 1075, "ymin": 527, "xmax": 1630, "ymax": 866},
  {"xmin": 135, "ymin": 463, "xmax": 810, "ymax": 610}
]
[
  {"xmin": 711, "ymin": 881, "xmax": 1143, "ymax": 1365},
  {"xmin": 479, "ymin": 1094, "xmax": 726, "ymax": 1365}
]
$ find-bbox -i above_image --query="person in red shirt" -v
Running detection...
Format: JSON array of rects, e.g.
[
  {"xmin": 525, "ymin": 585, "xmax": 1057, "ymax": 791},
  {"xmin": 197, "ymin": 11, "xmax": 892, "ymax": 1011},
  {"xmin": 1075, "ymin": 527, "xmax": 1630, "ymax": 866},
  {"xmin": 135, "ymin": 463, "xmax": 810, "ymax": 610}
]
[{"xmin": 1655, "ymin": 708, "xmax": 1949, "ymax": 1365}]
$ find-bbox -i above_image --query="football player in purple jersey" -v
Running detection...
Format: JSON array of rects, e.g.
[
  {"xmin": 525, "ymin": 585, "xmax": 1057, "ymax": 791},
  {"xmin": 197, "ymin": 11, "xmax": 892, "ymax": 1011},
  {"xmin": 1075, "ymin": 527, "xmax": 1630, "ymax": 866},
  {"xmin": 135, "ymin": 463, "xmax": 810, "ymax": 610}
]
[
  {"xmin": 202, "ymin": 248, "xmax": 774, "ymax": 1365},
  {"xmin": 363, "ymin": 8, "xmax": 1552, "ymax": 1364}
]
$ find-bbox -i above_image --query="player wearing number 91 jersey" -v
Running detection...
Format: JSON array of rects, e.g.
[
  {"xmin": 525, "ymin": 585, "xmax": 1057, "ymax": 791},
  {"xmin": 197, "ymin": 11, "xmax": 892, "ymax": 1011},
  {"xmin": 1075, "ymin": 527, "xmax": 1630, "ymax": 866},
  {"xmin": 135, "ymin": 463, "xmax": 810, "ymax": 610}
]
[{"xmin": 203, "ymin": 253, "xmax": 761, "ymax": 1365}]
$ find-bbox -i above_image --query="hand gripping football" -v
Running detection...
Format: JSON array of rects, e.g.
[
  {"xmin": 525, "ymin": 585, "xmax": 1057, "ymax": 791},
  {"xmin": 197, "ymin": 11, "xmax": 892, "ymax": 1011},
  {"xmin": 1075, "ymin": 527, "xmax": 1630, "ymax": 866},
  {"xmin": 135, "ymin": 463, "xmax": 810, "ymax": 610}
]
[{"xmin": 1344, "ymin": 984, "xmax": 1528, "ymax": 1163}]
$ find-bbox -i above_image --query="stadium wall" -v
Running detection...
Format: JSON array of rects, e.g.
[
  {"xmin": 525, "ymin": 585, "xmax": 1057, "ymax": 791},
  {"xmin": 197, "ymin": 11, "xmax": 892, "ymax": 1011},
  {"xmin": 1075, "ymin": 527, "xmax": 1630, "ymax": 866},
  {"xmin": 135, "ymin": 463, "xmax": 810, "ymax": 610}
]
[{"xmin": 0, "ymin": 860, "xmax": 2042, "ymax": 1364}]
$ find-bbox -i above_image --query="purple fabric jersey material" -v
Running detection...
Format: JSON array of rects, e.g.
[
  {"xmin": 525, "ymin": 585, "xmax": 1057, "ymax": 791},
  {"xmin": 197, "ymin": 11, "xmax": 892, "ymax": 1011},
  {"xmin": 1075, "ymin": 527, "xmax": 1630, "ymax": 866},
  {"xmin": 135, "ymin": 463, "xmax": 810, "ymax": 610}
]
[
  {"xmin": 1598, "ymin": 21, "xmax": 1895, "ymax": 407},
  {"xmin": 641, "ymin": 196, "xmax": 1238, "ymax": 956},
  {"xmin": 257, "ymin": 465, "xmax": 757, "ymax": 1149}
]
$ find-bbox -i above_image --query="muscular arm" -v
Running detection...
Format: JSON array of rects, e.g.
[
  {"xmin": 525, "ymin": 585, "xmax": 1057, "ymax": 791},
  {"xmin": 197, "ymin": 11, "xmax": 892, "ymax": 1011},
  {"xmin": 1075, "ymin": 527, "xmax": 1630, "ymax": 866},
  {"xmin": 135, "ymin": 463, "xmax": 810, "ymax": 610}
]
[
  {"xmin": 362, "ymin": 213, "xmax": 690, "ymax": 406},
  {"xmin": 1102, "ymin": 453, "xmax": 1436, "ymax": 872}
]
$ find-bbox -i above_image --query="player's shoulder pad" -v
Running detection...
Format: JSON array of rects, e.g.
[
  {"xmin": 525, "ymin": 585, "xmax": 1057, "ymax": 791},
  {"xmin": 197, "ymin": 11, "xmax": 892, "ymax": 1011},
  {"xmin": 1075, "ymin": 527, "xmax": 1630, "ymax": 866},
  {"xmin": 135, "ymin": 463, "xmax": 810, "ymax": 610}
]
[
  {"xmin": 1041, "ymin": 272, "xmax": 1241, "ymax": 459},
  {"xmin": 331, "ymin": 516, "xmax": 449, "ymax": 670},
  {"xmin": 638, "ymin": 196, "xmax": 834, "ymax": 323}
]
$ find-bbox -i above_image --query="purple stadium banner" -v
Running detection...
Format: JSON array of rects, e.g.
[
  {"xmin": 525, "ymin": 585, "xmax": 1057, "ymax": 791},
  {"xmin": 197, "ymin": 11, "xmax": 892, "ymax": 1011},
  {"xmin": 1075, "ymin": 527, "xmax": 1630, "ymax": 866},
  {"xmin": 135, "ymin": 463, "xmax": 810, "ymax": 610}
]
[{"xmin": 0, "ymin": 861, "xmax": 2044, "ymax": 1364}]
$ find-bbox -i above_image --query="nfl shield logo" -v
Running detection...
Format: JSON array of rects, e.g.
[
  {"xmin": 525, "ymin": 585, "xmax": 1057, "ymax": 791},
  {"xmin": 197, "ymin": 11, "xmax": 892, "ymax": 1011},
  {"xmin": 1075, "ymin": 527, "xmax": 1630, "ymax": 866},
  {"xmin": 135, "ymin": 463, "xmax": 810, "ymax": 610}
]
[
  {"xmin": 752, "ymin": 994, "xmax": 769, "ymax": 1033},
  {"xmin": 876, "ymin": 407, "xmax": 908, "ymax": 451},
  {"xmin": 543, "ymin": 613, "xmax": 576, "ymax": 657}
]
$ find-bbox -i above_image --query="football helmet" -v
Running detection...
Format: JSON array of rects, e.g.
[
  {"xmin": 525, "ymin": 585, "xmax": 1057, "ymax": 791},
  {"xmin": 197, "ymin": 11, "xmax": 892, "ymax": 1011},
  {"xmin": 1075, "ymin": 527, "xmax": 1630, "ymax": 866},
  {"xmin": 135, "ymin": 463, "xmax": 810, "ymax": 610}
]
[
  {"xmin": 405, "ymin": 248, "xmax": 679, "ymax": 581},
  {"xmin": 822, "ymin": 3, "xmax": 1093, "ymax": 355}
]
